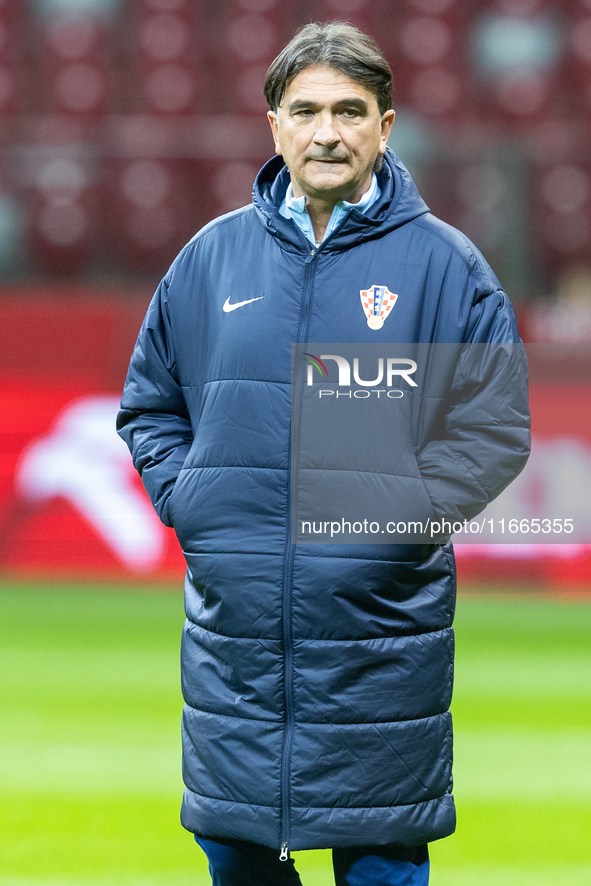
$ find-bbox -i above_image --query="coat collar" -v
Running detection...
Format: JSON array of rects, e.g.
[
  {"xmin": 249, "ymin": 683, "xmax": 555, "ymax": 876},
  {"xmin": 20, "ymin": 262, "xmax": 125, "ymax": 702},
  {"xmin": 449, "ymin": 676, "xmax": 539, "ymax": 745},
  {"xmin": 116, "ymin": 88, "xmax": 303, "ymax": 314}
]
[{"xmin": 252, "ymin": 148, "xmax": 430, "ymax": 252}]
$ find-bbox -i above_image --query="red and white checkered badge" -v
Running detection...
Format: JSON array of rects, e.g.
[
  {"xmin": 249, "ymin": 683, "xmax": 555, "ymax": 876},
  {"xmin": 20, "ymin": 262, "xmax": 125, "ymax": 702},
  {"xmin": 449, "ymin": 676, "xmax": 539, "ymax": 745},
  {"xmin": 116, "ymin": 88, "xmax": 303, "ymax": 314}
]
[{"xmin": 359, "ymin": 284, "xmax": 398, "ymax": 330}]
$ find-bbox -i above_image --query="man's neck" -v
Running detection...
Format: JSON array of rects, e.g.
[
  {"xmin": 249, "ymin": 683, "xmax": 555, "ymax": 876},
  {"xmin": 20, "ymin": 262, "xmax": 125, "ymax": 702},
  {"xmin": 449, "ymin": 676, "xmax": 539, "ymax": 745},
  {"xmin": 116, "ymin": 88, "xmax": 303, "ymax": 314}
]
[
  {"xmin": 293, "ymin": 175, "xmax": 374, "ymax": 245},
  {"xmin": 304, "ymin": 196, "xmax": 337, "ymax": 245}
]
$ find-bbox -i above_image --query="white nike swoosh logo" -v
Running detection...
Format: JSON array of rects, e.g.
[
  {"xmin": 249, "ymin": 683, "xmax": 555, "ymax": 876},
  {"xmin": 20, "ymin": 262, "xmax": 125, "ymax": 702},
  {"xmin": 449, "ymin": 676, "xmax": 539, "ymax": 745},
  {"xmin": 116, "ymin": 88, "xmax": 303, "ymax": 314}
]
[{"xmin": 223, "ymin": 296, "xmax": 265, "ymax": 313}]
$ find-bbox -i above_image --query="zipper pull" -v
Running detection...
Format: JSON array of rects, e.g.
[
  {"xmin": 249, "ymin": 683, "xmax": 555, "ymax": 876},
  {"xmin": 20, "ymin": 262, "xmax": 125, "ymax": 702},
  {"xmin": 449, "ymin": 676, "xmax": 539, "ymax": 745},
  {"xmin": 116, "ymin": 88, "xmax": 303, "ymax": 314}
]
[
  {"xmin": 279, "ymin": 842, "xmax": 289, "ymax": 861},
  {"xmin": 305, "ymin": 248, "xmax": 316, "ymax": 263}
]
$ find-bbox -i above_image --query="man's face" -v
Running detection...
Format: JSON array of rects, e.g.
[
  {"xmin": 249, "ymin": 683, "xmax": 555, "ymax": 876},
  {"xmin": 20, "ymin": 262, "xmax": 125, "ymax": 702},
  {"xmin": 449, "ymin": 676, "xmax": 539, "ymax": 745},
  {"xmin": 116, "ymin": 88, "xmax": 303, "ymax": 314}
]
[{"xmin": 267, "ymin": 65, "xmax": 395, "ymax": 205}]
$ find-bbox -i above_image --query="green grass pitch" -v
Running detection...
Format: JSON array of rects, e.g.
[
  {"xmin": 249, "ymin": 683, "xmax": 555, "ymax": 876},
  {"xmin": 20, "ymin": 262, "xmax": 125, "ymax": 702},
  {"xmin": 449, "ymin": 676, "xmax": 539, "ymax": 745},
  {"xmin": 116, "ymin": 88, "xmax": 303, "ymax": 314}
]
[{"xmin": 1, "ymin": 583, "xmax": 590, "ymax": 885}]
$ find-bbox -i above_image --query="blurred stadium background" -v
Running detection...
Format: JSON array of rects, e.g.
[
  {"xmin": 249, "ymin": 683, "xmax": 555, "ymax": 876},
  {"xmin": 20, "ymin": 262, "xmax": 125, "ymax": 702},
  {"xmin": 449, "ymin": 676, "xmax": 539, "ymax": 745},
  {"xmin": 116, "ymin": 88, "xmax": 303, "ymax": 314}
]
[{"xmin": 0, "ymin": 0, "xmax": 590, "ymax": 884}]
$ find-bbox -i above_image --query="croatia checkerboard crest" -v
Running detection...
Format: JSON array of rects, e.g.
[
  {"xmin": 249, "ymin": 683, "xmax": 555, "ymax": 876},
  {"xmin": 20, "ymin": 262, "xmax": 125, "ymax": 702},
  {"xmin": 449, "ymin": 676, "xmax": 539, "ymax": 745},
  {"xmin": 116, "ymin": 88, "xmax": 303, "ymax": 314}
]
[{"xmin": 359, "ymin": 284, "xmax": 398, "ymax": 330}]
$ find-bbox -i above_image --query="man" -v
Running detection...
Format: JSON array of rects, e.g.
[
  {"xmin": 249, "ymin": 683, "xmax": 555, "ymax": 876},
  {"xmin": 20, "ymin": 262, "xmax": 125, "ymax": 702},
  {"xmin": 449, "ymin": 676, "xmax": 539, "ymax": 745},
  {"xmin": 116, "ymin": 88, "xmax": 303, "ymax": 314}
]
[{"xmin": 117, "ymin": 22, "xmax": 530, "ymax": 886}]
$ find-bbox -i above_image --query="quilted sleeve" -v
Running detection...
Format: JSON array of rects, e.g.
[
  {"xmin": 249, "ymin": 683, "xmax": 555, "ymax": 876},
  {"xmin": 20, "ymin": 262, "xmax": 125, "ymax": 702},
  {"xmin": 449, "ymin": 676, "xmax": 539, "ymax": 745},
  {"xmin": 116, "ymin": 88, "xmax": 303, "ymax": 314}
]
[
  {"xmin": 416, "ymin": 290, "xmax": 531, "ymax": 525},
  {"xmin": 117, "ymin": 277, "xmax": 193, "ymax": 527}
]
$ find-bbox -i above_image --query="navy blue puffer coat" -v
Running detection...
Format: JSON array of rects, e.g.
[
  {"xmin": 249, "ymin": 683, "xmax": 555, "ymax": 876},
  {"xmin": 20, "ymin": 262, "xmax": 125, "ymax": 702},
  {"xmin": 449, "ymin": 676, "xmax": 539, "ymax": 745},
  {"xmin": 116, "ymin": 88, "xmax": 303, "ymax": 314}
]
[{"xmin": 117, "ymin": 150, "xmax": 530, "ymax": 853}]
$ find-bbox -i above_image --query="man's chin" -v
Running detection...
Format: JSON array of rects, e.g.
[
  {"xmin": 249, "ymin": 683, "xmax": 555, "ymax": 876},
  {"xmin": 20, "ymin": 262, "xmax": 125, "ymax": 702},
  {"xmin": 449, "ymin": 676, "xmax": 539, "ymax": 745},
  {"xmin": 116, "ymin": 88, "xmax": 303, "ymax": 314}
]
[{"xmin": 301, "ymin": 173, "xmax": 356, "ymax": 201}]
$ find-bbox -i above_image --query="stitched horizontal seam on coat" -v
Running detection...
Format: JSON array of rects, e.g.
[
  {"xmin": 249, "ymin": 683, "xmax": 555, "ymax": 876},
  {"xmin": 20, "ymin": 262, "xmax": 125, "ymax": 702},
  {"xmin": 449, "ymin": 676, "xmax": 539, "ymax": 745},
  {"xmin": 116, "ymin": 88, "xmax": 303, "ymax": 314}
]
[
  {"xmin": 184, "ymin": 700, "xmax": 280, "ymax": 723},
  {"xmin": 183, "ymin": 699, "xmax": 450, "ymax": 726},
  {"xmin": 176, "ymin": 465, "xmax": 286, "ymax": 471},
  {"xmin": 177, "ymin": 465, "xmax": 428, "ymax": 480},
  {"xmin": 182, "ymin": 548, "xmax": 443, "ymax": 564},
  {"xmin": 184, "ymin": 786, "xmax": 452, "ymax": 811},
  {"xmin": 185, "ymin": 618, "xmax": 451, "ymax": 643},
  {"xmin": 283, "ymin": 709, "xmax": 451, "ymax": 726},
  {"xmin": 183, "ymin": 787, "xmax": 280, "ymax": 810},
  {"xmin": 180, "ymin": 379, "xmax": 289, "ymax": 389}
]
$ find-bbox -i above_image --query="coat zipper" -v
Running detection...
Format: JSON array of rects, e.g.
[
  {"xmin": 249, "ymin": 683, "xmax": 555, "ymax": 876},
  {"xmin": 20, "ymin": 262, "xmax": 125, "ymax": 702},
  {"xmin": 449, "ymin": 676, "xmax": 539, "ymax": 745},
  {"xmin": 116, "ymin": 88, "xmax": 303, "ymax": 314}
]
[{"xmin": 279, "ymin": 246, "xmax": 318, "ymax": 860}]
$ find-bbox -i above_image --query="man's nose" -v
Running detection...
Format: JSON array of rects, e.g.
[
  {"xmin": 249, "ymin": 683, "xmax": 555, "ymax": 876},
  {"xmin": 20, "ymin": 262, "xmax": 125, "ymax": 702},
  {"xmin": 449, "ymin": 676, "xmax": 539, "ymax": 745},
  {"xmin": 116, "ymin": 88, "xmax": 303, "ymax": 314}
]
[{"xmin": 313, "ymin": 113, "xmax": 341, "ymax": 146}]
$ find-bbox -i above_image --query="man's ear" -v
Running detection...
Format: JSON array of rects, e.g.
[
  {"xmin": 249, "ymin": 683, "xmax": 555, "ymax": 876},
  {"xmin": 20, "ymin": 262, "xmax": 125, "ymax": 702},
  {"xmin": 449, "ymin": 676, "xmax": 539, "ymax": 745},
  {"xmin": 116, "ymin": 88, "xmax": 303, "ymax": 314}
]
[
  {"xmin": 267, "ymin": 110, "xmax": 282, "ymax": 156},
  {"xmin": 379, "ymin": 109, "xmax": 395, "ymax": 153}
]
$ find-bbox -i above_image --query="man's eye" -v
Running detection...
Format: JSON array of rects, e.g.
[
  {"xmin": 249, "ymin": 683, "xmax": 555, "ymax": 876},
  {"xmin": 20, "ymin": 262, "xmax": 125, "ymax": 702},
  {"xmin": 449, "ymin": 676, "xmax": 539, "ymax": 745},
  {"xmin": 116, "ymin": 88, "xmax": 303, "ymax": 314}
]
[
  {"xmin": 294, "ymin": 109, "xmax": 313, "ymax": 118},
  {"xmin": 342, "ymin": 109, "xmax": 360, "ymax": 118}
]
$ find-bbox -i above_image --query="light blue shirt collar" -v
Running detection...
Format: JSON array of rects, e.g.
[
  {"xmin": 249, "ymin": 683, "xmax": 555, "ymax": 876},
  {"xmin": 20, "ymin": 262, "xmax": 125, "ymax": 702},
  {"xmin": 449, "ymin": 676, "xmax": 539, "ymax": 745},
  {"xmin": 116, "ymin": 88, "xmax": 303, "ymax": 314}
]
[{"xmin": 278, "ymin": 173, "xmax": 380, "ymax": 247}]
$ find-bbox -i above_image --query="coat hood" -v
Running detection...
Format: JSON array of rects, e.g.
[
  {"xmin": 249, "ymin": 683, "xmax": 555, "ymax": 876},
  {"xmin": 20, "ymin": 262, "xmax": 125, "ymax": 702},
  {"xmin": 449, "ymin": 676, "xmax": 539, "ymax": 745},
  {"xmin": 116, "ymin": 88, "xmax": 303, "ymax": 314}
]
[{"xmin": 252, "ymin": 147, "xmax": 430, "ymax": 251}]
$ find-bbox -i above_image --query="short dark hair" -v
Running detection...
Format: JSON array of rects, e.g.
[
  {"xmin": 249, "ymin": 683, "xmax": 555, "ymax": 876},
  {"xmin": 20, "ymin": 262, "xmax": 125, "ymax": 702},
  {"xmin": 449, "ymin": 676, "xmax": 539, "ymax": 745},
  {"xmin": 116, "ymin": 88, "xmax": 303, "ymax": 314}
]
[{"xmin": 264, "ymin": 22, "xmax": 392, "ymax": 116}]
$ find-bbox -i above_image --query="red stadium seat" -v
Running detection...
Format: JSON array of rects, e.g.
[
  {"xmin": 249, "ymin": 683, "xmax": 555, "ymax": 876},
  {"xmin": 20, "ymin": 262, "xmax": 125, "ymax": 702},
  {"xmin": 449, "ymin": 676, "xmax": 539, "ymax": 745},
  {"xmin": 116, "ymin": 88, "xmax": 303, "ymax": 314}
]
[
  {"xmin": 0, "ymin": 0, "xmax": 27, "ymax": 115},
  {"xmin": 383, "ymin": 0, "xmax": 469, "ymax": 123},
  {"xmin": 468, "ymin": 1, "xmax": 565, "ymax": 127},
  {"xmin": 560, "ymin": 2, "xmax": 591, "ymax": 120},
  {"xmin": 26, "ymin": 152, "xmax": 100, "ymax": 275},
  {"xmin": 107, "ymin": 157, "xmax": 195, "ymax": 274},
  {"xmin": 34, "ymin": 11, "xmax": 114, "ymax": 118},
  {"xmin": 124, "ymin": 0, "xmax": 208, "ymax": 114},
  {"xmin": 530, "ymin": 160, "xmax": 591, "ymax": 279},
  {"xmin": 211, "ymin": 0, "xmax": 291, "ymax": 116}
]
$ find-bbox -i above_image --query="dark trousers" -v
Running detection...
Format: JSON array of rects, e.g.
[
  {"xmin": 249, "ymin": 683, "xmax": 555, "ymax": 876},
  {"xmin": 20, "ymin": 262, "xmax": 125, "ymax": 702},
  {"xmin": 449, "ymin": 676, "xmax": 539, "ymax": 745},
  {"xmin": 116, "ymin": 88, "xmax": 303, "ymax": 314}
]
[{"xmin": 196, "ymin": 836, "xmax": 430, "ymax": 886}]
